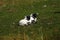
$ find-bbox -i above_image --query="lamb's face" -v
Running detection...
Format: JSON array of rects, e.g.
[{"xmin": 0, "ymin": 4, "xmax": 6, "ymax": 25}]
[
  {"xmin": 32, "ymin": 13, "xmax": 37, "ymax": 18},
  {"xmin": 30, "ymin": 13, "xmax": 38, "ymax": 19},
  {"xmin": 30, "ymin": 13, "xmax": 38, "ymax": 23}
]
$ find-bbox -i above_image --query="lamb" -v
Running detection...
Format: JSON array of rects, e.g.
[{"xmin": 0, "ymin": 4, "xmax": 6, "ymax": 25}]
[{"xmin": 19, "ymin": 13, "xmax": 38, "ymax": 26}]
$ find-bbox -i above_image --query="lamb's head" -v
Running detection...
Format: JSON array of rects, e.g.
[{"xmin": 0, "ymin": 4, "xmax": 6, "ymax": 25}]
[
  {"xmin": 30, "ymin": 13, "xmax": 38, "ymax": 19},
  {"xmin": 30, "ymin": 13, "xmax": 39, "ymax": 23}
]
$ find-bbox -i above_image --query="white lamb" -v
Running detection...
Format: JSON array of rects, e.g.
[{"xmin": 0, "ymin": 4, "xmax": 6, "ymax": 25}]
[{"xmin": 19, "ymin": 13, "xmax": 38, "ymax": 26}]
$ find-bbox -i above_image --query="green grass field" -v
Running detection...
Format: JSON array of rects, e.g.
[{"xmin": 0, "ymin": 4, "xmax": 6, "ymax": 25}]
[{"xmin": 0, "ymin": 0, "xmax": 60, "ymax": 40}]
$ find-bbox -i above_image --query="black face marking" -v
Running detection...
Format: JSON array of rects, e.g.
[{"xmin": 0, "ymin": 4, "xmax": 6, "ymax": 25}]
[
  {"xmin": 32, "ymin": 13, "xmax": 37, "ymax": 18},
  {"xmin": 26, "ymin": 16, "xmax": 30, "ymax": 20}
]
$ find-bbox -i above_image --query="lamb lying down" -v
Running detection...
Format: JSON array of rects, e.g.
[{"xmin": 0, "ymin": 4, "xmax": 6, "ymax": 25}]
[{"xmin": 19, "ymin": 13, "xmax": 38, "ymax": 26}]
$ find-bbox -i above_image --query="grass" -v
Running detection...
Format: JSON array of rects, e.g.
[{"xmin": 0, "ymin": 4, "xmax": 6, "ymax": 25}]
[{"xmin": 0, "ymin": 0, "xmax": 60, "ymax": 40}]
